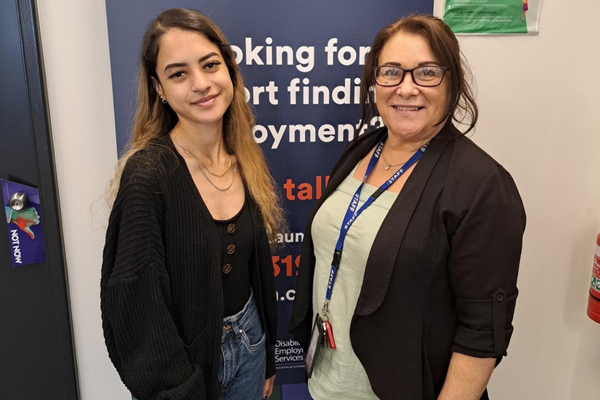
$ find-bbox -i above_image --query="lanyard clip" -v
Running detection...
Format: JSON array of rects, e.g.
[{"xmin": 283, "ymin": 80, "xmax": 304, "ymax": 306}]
[
  {"xmin": 372, "ymin": 187, "xmax": 384, "ymax": 200},
  {"xmin": 331, "ymin": 250, "xmax": 342, "ymax": 268},
  {"xmin": 321, "ymin": 301, "xmax": 330, "ymax": 318}
]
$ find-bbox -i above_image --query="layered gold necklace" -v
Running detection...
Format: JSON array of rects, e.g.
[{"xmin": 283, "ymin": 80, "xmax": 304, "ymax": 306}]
[{"xmin": 170, "ymin": 133, "xmax": 237, "ymax": 192}]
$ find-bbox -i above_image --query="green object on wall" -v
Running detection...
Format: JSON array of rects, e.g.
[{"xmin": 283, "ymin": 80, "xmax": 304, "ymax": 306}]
[{"xmin": 444, "ymin": 0, "xmax": 528, "ymax": 34}]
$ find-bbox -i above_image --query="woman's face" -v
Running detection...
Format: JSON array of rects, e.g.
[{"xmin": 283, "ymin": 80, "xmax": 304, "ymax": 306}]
[
  {"xmin": 375, "ymin": 32, "xmax": 450, "ymax": 144},
  {"xmin": 154, "ymin": 29, "xmax": 234, "ymax": 131}
]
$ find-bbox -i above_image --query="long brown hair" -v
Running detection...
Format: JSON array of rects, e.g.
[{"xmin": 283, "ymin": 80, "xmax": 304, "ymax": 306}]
[
  {"xmin": 109, "ymin": 8, "xmax": 285, "ymax": 241},
  {"xmin": 358, "ymin": 14, "xmax": 478, "ymax": 134}
]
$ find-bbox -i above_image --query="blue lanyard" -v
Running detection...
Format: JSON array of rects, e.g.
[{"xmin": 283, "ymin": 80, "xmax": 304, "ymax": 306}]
[{"xmin": 323, "ymin": 137, "xmax": 428, "ymax": 307}]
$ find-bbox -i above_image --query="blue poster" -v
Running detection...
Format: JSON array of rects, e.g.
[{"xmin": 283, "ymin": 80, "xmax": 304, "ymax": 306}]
[{"xmin": 105, "ymin": 1, "xmax": 433, "ymax": 397}]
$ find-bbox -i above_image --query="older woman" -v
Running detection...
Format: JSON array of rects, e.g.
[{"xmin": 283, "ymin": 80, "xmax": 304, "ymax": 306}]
[
  {"xmin": 101, "ymin": 9, "xmax": 283, "ymax": 400},
  {"xmin": 290, "ymin": 15, "xmax": 525, "ymax": 400}
]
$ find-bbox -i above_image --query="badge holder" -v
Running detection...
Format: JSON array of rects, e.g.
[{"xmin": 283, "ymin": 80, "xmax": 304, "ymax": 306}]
[
  {"xmin": 321, "ymin": 314, "xmax": 336, "ymax": 349},
  {"xmin": 305, "ymin": 313, "xmax": 324, "ymax": 378}
]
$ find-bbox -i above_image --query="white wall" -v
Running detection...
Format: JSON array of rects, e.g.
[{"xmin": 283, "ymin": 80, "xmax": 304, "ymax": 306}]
[
  {"xmin": 35, "ymin": 1, "xmax": 126, "ymax": 399},
  {"xmin": 36, "ymin": 0, "xmax": 600, "ymax": 399}
]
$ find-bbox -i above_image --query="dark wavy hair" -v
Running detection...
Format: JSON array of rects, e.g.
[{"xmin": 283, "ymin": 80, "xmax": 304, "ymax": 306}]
[{"xmin": 358, "ymin": 14, "xmax": 478, "ymax": 134}]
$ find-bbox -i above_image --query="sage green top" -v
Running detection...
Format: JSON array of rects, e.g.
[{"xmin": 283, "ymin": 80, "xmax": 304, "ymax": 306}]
[{"xmin": 308, "ymin": 164, "xmax": 398, "ymax": 400}]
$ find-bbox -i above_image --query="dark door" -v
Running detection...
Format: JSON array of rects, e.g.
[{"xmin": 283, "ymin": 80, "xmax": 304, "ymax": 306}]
[{"xmin": 0, "ymin": 0, "xmax": 79, "ymax": 399}]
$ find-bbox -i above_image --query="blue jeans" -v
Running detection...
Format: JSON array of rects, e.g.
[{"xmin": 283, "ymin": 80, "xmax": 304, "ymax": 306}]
[
  {"xmin": 218, "ymin": 293, "xmax": 266, "ymax": 400},
  {"xmin": 132, "ymin": 294, "xmax": 266, "ymax": 400}
]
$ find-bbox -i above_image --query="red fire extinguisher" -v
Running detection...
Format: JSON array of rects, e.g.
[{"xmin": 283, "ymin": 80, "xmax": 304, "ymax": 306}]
[{"xmin": 587, "ymin": 233, "xmax": 600, "ymax": 323}]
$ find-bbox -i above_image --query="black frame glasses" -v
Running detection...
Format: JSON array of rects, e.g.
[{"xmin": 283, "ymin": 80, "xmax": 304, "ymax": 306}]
[{"xmin": 374, "ymin": 65, "xmax": 448, "ymax": 88}]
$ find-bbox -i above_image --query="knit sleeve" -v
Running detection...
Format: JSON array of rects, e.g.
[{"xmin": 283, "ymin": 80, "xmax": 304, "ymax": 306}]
[
  {"xmin": 101, "ymin": 154, "xmax": 205, "ymax": 400},
  {"xmin": 447, "ymin": 166, "xmax": 526, "ymax": 360}
]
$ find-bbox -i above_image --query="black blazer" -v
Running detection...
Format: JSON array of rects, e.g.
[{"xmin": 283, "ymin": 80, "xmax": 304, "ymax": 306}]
[{"xmin": 289, "ymin": 122, "xmax": 526, "ymax": 400}]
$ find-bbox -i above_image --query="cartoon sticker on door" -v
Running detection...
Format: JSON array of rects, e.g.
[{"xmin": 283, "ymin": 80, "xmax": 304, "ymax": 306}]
[{"xmin": 2, "ymin": 179, "xmax": 46, "ymax": 267}]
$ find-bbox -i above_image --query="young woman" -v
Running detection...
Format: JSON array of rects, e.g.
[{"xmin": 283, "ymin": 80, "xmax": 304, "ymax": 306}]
[{"xmin": 101, "ymin": 8, "xmax": 283, "ymax": 400}]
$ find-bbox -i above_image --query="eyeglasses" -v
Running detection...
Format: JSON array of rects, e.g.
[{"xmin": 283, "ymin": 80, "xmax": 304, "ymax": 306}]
[{"xmin": 374, "ymin": 65, "xmax": 448, "ymax": 88}]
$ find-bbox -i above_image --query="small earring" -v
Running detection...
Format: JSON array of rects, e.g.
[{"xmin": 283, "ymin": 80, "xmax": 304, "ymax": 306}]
[{"xmin": 160, "ymin": 97, "xmax": 167, "ymax": 104}]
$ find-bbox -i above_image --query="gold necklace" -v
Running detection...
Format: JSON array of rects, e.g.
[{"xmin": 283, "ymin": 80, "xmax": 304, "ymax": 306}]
[
  {"xmin": 198, "ymin": 161, "xmax": 237, "ymax": 192},
  {"xmin": 203, "ymin": 157, "xmax": 232, "ymax": 178},
  {"xmin": 380, "ymin": 151, "xmax": 407, "ymax": 170},
  {"xmin": 185, "ymin": 142, "xmax": 233, "ymax": 178},
  {"xmin": 170, "ymin": 125, "xmax": 233, "ymax": 177},
  {"xmin": 171, "ymin": 134, "xmax": 237, "ymax": 192}
]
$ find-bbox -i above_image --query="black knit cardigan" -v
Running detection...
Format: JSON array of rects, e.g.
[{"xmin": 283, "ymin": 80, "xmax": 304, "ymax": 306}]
[{"xmin": 101, "ymin": 138, "xmax": 277, "ymax": 400}]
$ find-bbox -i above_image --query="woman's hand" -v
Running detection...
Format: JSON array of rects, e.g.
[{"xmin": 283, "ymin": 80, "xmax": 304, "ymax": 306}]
[{"xmin": 263, "ymin": 375, "xmax": 275, "ymax": 399}]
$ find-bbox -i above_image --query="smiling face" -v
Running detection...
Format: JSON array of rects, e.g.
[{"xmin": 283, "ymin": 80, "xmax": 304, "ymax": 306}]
[
  {"xmin": 375, "ymin": 31, "xmax": 450, "ymax": 145},
  {"xmin": 153, "ymin": 28, "xmax": 234, "ymax": 132}
]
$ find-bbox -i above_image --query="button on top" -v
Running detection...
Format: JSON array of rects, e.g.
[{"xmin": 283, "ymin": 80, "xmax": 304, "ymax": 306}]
[
  {"xmin": 223, "ymin": 264, "xmax": 232, "ymax": 274},
  {"xmin": 227, "ymin": 223, "xmax": 236, "ymax": 234},
  {"xmin": 496, "ymin": 293, "xmax": 504, "ymax": 301},
  {"xmin": 227, "ymin": 244, "xmax": 236, "ymax": 255}
]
